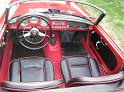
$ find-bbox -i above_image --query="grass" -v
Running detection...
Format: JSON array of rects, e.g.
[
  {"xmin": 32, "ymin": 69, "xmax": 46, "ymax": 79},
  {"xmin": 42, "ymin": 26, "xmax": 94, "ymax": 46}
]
[{"xmin": 78, "ymin": 0, "xmax": 124, "ymax": 51}]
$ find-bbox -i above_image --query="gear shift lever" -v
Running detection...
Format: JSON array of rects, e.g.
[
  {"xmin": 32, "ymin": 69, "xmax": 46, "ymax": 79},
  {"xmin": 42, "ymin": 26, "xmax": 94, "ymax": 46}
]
[{"xmin": 48, "ymin": 37, "xmax": 57, "ymax": 46}]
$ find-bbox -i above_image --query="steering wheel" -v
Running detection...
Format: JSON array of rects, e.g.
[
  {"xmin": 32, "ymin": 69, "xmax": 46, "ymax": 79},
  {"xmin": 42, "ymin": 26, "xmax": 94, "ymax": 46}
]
[{"xmin": 16, "ymin": 14, "xmax": 55, "ymax": 50}]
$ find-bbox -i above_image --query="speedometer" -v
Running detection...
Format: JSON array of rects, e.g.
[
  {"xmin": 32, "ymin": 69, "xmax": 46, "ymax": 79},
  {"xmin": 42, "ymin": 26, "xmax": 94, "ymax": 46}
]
[{"xmin": 30, "ymin": 17, "xmax": 38, "ymax": 24}]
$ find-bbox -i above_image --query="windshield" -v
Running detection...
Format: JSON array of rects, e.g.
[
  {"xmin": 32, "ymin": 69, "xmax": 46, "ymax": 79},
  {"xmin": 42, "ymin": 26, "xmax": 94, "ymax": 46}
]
[{"xmin": 8, "ymin": 0, "xmax": 106, "ymax": 25}]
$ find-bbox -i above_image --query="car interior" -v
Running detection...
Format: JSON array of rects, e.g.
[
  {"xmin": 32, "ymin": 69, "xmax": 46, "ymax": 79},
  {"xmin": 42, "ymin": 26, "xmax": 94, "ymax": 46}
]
[{"xmin": 0, "ymin": 1, "xmax": 124, "ymax": 91}]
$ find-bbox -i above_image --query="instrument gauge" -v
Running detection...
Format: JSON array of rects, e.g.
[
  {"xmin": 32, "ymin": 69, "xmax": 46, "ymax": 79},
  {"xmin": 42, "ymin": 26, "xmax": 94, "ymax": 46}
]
[
  {"xmin": 40, "ymin": 19, "xmax": 47, "ymax": 27},
  {"xmin": 30, "ymin": 17, "xmax": 38, "ymax": 24},
  {"xmin": 20, "ymin": 20, "xmax": 28, "ymax": 28}
]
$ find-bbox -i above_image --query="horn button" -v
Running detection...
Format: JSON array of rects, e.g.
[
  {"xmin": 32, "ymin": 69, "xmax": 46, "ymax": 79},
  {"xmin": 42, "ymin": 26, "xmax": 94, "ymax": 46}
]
[{"xmin": 30, "ymin": 27, "xmax": 39, "ymax": 37}]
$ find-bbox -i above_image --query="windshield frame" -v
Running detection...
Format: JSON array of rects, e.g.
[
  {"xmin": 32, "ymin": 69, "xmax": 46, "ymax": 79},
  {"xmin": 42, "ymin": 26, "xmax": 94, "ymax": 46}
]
[{"xmin": 6, "ymin": 0, "xmax": 106, "ymax": 25}]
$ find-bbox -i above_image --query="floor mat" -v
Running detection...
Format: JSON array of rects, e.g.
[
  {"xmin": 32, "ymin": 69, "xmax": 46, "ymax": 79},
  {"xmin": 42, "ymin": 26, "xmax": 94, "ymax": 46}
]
[
  {"xmin": 61, "ymin": 42, "xmax": 88, "ymax": 56},
  {"xmin": 11, "ymin": 44, "xmax": 44, "ymax": 60}
]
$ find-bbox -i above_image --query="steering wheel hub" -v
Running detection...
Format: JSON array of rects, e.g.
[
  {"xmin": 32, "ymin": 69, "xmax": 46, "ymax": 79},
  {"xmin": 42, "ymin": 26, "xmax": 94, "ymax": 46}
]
[{"xmin": 30, "ymin": 27, "xmax": 39, "ymax": 37}]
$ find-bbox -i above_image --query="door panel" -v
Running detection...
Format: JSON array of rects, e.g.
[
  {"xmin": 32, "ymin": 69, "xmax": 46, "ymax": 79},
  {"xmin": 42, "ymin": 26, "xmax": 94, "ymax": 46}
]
[{"xmin": 90, "ymin": 31, "xmax": 117, "ymax": 71}]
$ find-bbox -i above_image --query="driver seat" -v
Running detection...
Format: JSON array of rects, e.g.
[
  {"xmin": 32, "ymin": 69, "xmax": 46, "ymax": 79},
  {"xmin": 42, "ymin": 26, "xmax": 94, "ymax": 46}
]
[
  {"xmin": 1, "ymin": 57, "xmax": 64, "ymax": 90},
  {"xmin": 10, "ymin": 57, "xmax": 54, "ymax": 82}
]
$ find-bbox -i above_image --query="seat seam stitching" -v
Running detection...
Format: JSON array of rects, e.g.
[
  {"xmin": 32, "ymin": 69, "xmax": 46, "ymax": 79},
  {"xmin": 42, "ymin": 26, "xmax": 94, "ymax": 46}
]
[
  {"xmin": 18, "ymin": 59, "xmax": 21, "ymax": 82},
  {"xmin": 88, "ymin": 57, "xmax": 93, "ymax": 77},
  {"xmin": 43, "ymin": 59, "xmax": 46, "ymax": 81},
  {"xmin": 65, "ymin": 58, "xmax": 72, "ymax": 79}
]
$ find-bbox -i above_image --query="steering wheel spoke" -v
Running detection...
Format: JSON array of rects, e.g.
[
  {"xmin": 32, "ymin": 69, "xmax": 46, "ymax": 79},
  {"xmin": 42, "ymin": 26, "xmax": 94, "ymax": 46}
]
[
  {"xmin": 24, "ymin": 32, "xmax": 31, "ymax": 37},
  {"xmin": 38, "ymin": 32, "xmax": 46, "ymax": 37},
  {"xmin": 19, "ymin": 32, "xmax": 31, "ymax": 38}
]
